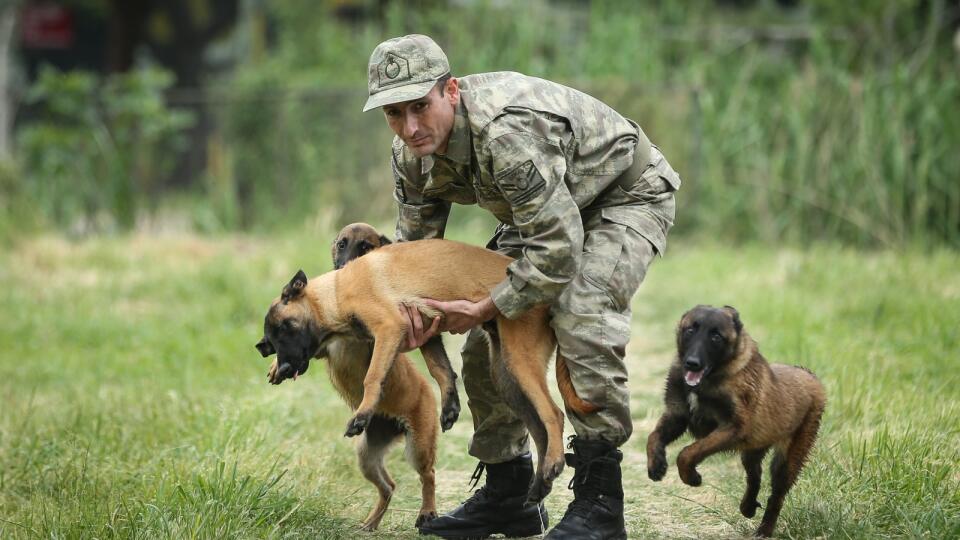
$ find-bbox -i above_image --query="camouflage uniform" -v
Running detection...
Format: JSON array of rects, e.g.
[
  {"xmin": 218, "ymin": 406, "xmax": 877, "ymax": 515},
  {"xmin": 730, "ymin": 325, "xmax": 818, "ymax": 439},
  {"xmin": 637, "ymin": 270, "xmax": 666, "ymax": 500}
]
[{"xmin": 389, "ymin": 71, "xmax": 681, "ymax": 462}]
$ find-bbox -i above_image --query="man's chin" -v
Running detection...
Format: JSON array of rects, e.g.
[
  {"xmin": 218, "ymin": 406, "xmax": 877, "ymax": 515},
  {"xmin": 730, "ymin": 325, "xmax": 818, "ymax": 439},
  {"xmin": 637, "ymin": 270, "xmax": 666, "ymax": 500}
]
[
  {"xmin": 406, "ymin": 139, "xmax": 436, "ymax": 157},
  {"xmin": 408, "ymin": 145, "xmax": 433, "ymax": 157}
]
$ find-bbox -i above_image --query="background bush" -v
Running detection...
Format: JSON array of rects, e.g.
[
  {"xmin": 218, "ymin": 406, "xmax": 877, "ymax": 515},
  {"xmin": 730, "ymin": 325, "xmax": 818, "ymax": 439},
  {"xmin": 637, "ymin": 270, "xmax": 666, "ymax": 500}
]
[{"xmin": 12, "ymin": 0, "xmax": 960, "ymax": 246}]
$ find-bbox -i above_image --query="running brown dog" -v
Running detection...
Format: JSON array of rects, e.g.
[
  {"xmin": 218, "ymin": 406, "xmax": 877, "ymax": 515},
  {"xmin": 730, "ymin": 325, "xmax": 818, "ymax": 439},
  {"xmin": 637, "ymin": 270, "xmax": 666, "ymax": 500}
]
[
  {"xmin": 646, "ymin": 305, "xmax": 826, "ymax": 537},
  {"xmin": 330, "ymin": 222, "xmax": 461, "ymax": 431},
  {"xmin": 256, "ymin": 239, "xmax": 595, "ymax": 505}
]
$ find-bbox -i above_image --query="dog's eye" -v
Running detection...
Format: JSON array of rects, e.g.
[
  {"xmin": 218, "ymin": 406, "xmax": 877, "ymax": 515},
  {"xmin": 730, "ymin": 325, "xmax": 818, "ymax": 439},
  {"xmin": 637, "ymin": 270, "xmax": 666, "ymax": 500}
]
[
  {"xmin": 710, "ymin": 331, "xmax": 723, "ymax": 343},
  {"xmin": 683, "ymin": 326, "xmax": 695, "ymax": 335},
  {"xmin": 337, "ymin": 239, "xmax": 347, "ymax": 249}
]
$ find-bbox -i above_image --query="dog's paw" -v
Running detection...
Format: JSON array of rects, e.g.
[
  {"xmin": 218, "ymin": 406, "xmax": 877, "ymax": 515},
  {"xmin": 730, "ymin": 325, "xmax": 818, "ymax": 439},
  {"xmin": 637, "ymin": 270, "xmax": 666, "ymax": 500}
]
[
  {"xmin": 679, "ymin": 466, "xmax": 702, "ymax": 487},
  {"xmin": 740, "ymin": 498, "xmax": 762, "ymax": 518},
  {"xmin": 526, "ymin": 473, "xmax": 554, "ymax": 504},
  {"xmin": 754, "ymin": 522, "xmax": 775, "ymax": 538},
  {"xmin": 344, "ymin": 411, "xmax": 372, "ymax": 437},
  {"xmin": 267, "ymin": 359, "xmax": 282, "ymax": 385},
  {"xmin": 647, "ymin": 451, "xmax": 668, "ymax": 481},
  {"xmin": 440, "ymin": 394, "xmax": 460, "ymax": 432},
  {"xmin": 414, "ymin": 510, "xmax": 437, "ymax": 528}
]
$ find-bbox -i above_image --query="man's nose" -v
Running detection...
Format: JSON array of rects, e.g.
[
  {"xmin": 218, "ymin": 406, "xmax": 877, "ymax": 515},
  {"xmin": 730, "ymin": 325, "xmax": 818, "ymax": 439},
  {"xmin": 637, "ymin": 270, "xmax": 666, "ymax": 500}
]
[{"xmin": 402, "ymin": 114, "xmax": 419, "ymax": 138}]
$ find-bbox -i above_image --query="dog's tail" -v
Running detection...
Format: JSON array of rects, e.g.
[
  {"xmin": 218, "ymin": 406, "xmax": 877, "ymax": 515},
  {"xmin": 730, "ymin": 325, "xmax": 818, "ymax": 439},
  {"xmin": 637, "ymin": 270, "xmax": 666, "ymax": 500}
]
[{"xmin": 556, "ymin": 354, "xmax": 601, "ymax": 415}]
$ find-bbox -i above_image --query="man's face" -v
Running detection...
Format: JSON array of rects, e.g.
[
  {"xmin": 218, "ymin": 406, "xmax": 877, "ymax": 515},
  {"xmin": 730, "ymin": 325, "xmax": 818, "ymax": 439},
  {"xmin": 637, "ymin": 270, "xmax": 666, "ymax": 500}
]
[{"xmin": 383, "ymin": 78, "xmax": 459, "ymax": 158}]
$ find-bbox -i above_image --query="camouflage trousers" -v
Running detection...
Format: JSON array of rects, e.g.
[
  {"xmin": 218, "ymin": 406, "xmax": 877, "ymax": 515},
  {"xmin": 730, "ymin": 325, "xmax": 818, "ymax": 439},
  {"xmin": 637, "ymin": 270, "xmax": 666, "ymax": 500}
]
[{"xmin": 463, "ymin": 148, "xmax": 679, "ymax": 463}]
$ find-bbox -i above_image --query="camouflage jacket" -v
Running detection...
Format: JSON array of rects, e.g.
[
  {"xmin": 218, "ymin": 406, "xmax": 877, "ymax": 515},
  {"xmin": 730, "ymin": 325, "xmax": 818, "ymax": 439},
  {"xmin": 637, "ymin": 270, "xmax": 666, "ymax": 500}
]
[{"xmin": 391, "ymin": 71, "xmax": 677, "ymax": 319}]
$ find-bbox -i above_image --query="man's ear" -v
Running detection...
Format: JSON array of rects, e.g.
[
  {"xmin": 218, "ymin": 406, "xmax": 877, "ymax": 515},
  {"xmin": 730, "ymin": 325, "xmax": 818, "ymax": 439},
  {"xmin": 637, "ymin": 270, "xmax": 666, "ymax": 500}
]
[
  {"xmin": 378, "ymin": 234, "xmax": 392, "ymax": 246},
  {"xmin": 722, "ymin": 305, "xmax": 743, "ymax": 334},
  {"xmin": 255, "ymin": 336, "xmax": 276, "ymax": 357},
  {"xmin": 281, "ymin": 269, "xmax": 308, "ymax": 302},
  {"xmin": 446, "ymin": 77, "xmax": 459, "ymax": 106}
]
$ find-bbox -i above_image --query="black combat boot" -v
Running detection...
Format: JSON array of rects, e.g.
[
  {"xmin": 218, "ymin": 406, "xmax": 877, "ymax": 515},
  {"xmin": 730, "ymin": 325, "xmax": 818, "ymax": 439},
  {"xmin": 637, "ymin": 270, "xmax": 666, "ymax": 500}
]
[
  {"xmin": 418, "ymin": 453, "xmax": 548, "ymax": 539},
  {"xmin": 545, "ymin": 437, "xmax": 627, "ymax": 540}
]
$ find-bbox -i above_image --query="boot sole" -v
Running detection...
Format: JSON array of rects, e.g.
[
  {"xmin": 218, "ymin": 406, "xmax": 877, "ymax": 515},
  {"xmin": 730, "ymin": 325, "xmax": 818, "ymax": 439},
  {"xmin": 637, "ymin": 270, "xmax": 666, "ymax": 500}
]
[{"xmin": 419, "ymin": 520, "xmax": 547, "ymax": 539}]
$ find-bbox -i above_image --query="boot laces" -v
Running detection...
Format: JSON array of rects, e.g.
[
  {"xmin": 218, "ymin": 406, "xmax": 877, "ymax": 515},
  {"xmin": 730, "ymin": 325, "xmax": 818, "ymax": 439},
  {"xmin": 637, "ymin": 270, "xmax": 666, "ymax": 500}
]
[
  {"xmin": 461, "ymin": 462, "xmax": 497, "ymax": 508},
  {"xmin": 563, "ymin": 436, "xmax": 613, "ymax": 519},
  {"xmin": 565, "ymin": 454, "xmax": 606, "ymax": 518}
]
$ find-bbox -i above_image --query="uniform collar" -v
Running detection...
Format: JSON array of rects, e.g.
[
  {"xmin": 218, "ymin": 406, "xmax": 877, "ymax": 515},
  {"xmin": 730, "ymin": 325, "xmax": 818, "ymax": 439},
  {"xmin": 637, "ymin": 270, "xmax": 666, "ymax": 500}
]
[{"xmin": 436, "ymin": 100, "xmax": 471, "ymax": 166}]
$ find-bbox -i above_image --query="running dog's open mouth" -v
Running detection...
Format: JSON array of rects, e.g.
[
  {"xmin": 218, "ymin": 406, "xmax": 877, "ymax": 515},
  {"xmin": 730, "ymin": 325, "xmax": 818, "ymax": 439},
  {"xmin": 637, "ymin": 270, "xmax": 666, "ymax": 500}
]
[
  {"xmin": 684, "ymin": 367, "xmax": 709, "ymax": 387},
  {"xmin": 272, "ymin": 362, "xmax": 307, "ymax": 384}
]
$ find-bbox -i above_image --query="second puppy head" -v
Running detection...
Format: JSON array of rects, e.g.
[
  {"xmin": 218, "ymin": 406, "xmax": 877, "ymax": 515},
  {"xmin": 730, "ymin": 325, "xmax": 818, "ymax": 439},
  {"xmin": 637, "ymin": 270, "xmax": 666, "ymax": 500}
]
[{"xmin": 332, "ymin": 223, "xmax": 392, "ymax": 270}]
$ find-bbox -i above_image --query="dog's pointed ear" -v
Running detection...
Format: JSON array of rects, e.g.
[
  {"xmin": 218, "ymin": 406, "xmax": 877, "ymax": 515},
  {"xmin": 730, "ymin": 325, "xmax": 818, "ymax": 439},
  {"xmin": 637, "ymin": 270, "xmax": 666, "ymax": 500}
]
[
  {"xmin": 722, "ymin": 305, "xmax": 743, "ymax": 333},
  {"xmin": 281, "ymin": 270, "xmax": 308, "ymax": 302},
  {"xmin": 378, "ymin": 234, "xmax": 392, "ymax": 246},
  {"xmin": 255, "ymin": 336, "xmax": 276, "ymax": 357}
]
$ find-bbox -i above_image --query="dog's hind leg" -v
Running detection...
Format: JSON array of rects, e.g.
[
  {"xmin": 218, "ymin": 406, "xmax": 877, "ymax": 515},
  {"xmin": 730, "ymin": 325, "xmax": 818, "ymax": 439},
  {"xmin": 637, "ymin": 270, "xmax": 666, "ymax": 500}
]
[
  {"xmin": 495, "ymin": 319, "xmax": 565, "ymax": 503},
  {"xmin": 356, "ymin": 415, "xmax": 403, "ymax": 531},
  {"xmin": 405, "ymin": 395, "xmax": 439, "ymax": 527},
  {"xmin": 756, "ymin": 408, "xmax": 823, "ymax": 537},
  {"xmin": 739, "ymin": 447, "xmax": 769, "ymax": 518},
  {"xmin": 419, "ymin": 336, "xmax": 461, "ymax": 432}
]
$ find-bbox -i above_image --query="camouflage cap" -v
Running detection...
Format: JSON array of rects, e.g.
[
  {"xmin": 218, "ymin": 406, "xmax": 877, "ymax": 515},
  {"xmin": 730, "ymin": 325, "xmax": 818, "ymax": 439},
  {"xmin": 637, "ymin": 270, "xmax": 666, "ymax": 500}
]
[{"xmin": 362, "ymin": 34, "xmax": 450, "ymax": 112}]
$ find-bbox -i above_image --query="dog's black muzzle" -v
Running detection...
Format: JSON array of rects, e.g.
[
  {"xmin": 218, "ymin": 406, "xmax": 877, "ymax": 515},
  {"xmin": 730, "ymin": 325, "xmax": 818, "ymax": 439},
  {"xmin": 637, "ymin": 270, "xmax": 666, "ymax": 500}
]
[{"xmin": 273, "ymin": 356, "xmax": 310, "ymax": 383}]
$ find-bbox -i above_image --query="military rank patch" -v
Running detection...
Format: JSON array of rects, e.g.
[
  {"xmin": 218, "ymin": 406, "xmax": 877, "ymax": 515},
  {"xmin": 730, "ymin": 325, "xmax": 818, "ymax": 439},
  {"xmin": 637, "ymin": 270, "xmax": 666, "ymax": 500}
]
[{"xmin": 500, "ymin": 160, "xmax": 546, "ymax": 206}]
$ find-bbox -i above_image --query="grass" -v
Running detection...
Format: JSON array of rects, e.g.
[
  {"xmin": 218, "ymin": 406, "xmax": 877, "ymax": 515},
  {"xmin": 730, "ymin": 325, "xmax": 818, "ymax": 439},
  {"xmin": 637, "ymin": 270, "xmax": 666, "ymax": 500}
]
[{"xmin": 0, "ymin": 228, "xmax": 958, "ymax": 539}]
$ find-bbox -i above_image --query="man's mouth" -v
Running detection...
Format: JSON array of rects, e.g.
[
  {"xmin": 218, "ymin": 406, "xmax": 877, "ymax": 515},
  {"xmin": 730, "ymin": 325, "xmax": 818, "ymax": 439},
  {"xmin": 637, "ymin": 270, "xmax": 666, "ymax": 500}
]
[
  {"xmin": 409, "ymin": 136, "xmax": 430, "ymax": 147},
  {"xmin": 684, "ymin": 368, "xmax": 706, "ymax": 387}
]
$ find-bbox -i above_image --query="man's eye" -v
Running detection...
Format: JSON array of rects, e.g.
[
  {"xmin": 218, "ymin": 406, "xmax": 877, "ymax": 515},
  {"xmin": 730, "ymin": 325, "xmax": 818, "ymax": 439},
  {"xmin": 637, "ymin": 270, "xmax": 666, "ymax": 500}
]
[{"xmin": 413, "ymin": 102, "xmax": 428, "ymax": 112}]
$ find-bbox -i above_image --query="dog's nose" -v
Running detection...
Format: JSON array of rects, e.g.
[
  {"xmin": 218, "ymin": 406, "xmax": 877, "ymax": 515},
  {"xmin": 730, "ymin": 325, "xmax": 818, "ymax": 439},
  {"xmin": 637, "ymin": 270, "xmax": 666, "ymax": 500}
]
[
  {"xmin": 276, "ymin": 362, "xmax": 294, "ymax": 379},
  {"xmin": 684, "ymin": 356, "xmax": 702, "ymax": 372}
]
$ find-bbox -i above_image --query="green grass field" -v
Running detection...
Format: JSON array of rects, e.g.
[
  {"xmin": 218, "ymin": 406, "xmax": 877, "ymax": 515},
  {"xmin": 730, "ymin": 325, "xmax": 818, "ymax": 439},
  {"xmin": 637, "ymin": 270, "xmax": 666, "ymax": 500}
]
[{"xmin": 1, "ymin": 231, "xmax": 958, "ymax": 539}]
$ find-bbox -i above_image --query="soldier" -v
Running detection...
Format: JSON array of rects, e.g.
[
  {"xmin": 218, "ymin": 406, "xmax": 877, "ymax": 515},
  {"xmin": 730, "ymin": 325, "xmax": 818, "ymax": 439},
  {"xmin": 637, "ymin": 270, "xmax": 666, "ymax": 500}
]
[{"xmin": 362, "ymin": 34, "xmax": 680, "ymax": 540}]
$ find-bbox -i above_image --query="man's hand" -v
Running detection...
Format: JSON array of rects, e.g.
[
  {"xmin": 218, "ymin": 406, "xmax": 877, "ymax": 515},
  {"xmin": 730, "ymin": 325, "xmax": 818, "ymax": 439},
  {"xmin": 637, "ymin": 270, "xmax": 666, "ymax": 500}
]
[
  {"xmin": 399, "ymin": 303, "xmax": 441, "ymax": 352},
  {"xmin": 424, "ymin": 297, "xmax": 499, "ymax": 335},
  {"xmin": 397, "ymin": 297, "xmax": 500, "ymax": 352}
]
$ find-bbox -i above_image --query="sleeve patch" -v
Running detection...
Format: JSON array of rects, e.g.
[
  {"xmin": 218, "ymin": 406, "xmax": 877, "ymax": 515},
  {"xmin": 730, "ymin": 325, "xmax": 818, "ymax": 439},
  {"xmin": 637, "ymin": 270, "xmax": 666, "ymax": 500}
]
[{"xmin": 500, "ymin": 160, "xmax": 546, "ymax": 206}]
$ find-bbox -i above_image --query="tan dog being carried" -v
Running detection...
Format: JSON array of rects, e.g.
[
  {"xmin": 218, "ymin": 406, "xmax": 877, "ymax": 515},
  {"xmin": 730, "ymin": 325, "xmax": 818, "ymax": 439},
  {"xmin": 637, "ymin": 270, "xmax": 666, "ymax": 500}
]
[
  {"xmin": 257, "ymin": 238, "xmax": 594, "ymax": 506},
  {"xmin": 257, "ymin": 223, "xmax": 446, "ymax": 531}
]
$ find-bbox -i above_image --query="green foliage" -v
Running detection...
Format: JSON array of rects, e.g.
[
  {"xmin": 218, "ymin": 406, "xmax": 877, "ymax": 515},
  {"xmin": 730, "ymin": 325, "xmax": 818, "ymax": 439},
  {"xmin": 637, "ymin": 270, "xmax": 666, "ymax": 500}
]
[
  {"xmin": 9, "ymin": 1, "xmax": 959, "ymax": 245},
  {"xmin": 16, "ymin": 66, "xmax": 193, "ymax": 233},
  {"xmin": 216, "ymin": 0, "xmax": 959, "ymax": 246}
]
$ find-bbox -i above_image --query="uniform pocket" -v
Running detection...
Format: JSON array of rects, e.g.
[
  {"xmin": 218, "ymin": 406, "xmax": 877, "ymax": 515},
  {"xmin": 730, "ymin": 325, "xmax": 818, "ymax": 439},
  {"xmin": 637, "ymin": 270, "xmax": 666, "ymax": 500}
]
[{"xmin": 578, "ymin": 223, "xmax": 627, "ymax": 310}]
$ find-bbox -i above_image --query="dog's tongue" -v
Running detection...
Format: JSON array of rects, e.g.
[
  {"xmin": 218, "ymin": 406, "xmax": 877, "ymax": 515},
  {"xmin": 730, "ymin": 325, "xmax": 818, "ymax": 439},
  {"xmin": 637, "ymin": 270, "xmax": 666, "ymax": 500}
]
[{"xmin": 684, "ymin": 370, "xmax": 704, "ymax": 387}]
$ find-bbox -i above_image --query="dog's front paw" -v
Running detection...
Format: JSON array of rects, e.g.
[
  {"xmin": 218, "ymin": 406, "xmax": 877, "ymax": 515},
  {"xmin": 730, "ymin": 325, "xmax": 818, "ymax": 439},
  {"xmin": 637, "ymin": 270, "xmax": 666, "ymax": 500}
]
[
  {"xmin": 647, "ymin": 449, "xmax": 668, "ymax": 481},
  {"xmin": 440, "ymin": 393, "xmax": 460, "ymax": 432},
  {"xmin": 740, "ymin": 498, "xmax": 762, "ymax": 518},
  {"xmin": 344, "ymin": 411, "xmax": 373, "ymax": 437},
  {"xmin": 677, "ymin": 448, "xmax": 703, "ymax": 486},
  {"xmin": 678, "ymin": 465, "xmax": 702, "ymax": 487},
  {"xmin": 267, "ymin": 359, "xmax": 281, "ymax": 384}
]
